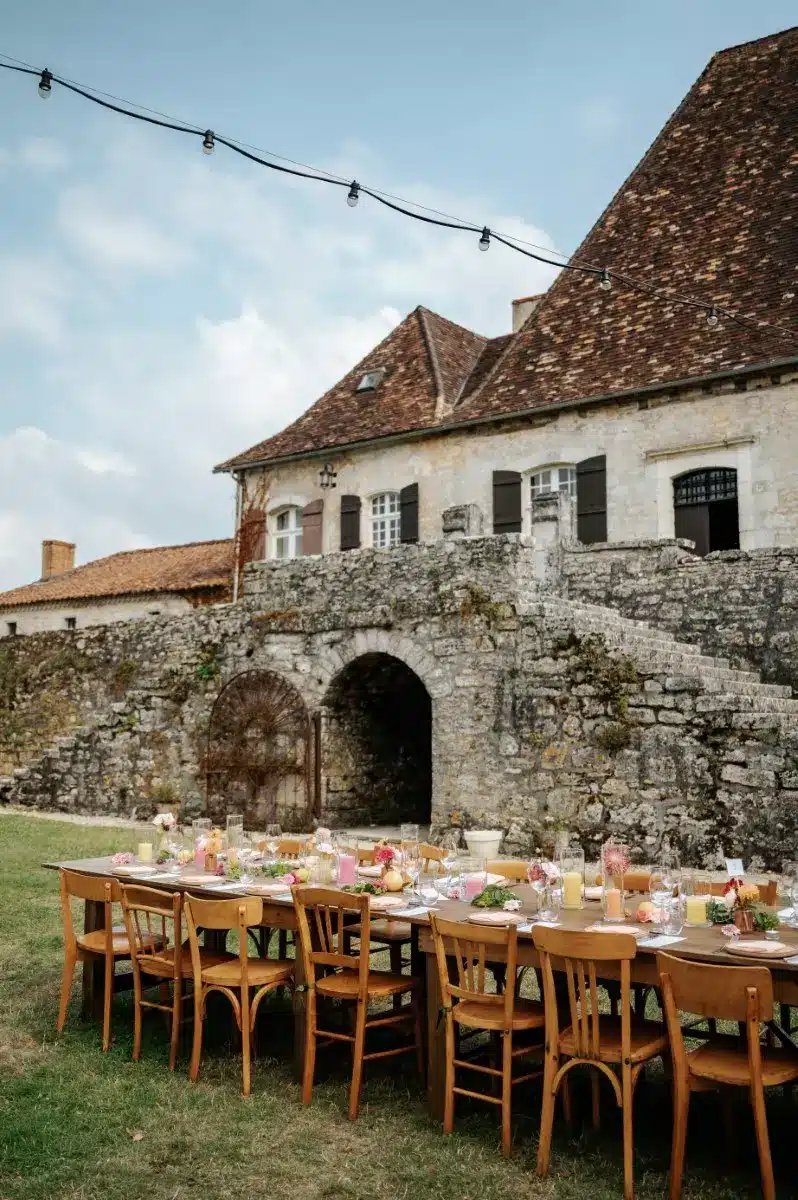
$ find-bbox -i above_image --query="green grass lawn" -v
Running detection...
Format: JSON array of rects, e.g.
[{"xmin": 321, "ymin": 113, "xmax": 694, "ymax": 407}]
[{"xmin": 0, "ymin": 813, "xmax": 793, "ymax": 1200}]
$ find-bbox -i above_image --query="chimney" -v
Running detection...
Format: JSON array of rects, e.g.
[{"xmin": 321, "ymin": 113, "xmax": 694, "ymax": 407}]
[
  {"xmin": 41, "ymin": 540, "xmax": 76, "ymax": 580},
  {"xmin": 511, "ymin": 293, "xmax": 544, "ymax": 333}
]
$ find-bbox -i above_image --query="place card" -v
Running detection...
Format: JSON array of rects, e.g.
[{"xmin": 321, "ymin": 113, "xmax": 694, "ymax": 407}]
[
  {"xmin": 725, "ymin": 858, "xmax": 744, "ymax": 877},
  {"xmin": 391, "ymin": 906, "xmax": 437, "ymax": 918},
  {"xmin": 638, "ymin": 935, "xmax": 687, "ymax": 949}
]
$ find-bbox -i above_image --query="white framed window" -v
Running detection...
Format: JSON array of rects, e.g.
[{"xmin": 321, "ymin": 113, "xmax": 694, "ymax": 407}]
[
  {"xmin": 529, "ymin": 465, "xmax": 576, "ymax": 500},
  {"xmin": 271, "ymin": 506, "xmax": 303, "ymax": 560},
  {"xmin": 370, "ymin": 492, "xmax": 400, "ymax": 548}
]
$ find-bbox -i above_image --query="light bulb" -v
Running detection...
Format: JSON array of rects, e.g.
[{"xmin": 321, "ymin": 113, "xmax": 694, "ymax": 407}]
[
  {"xmin": 347, "ymin": 181, "xmax": 360, "ymax": 207},
  {"xmin": 599, "ymin": 268, "xmax": 611, "ymax": 291},
  {"xmin": 202, "ymin": 130, "xmax": 215, "ymax": 155},
  {"xmin": 38, "ymin": 68, "xmax": 53, "ymax": 99},
  {"xmin": 706, "ymin": 306, "xmax": 719, "ymax": 328},
  {"xmin": 478, "ymin": 226, "xmax": 490, "ymax": 252}
]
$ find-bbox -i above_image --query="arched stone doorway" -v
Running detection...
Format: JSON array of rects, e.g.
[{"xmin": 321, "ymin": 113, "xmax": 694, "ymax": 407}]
[
  {"xmin": 204, "ymin": 669, "xmax": 315, "ymax": 829},
  {"xmin": 322, "ymin": 652, "xmax": 432, "ymax": 828}
]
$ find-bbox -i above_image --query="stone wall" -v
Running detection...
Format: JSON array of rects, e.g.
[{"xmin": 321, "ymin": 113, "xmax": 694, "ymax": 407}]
[
  {"xmin": 2, "ymin": 537, "xmax": 797, "ymax": 869},
  {"xmin": 0, "ymin": 592, "xmax": 198, "ymax": 639},
  {"xmin": 561, "ymin": 539, "xmax": 798, "ymax": 690}
]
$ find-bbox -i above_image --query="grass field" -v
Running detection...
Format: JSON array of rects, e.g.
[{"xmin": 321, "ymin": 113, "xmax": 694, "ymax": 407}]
[{"xmin": 0, "ymin": 812, "xmax": 793, "ymax": 1199}]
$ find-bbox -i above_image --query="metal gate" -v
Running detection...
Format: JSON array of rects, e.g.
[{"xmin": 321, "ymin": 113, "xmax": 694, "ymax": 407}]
[{"xmin": 203, "ymin": 669, "xmax": 316, "ymax": 830}]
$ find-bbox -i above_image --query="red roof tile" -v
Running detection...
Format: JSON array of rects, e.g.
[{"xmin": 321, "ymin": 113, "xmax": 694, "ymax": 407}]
[{"xmin": 0, "ymin": 540, "xmax": 233, "ymax": 608}]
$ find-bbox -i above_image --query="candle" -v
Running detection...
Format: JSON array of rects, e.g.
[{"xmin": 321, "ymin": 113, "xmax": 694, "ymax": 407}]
[
  {"xmin": 338, "ymin": 853, "xmax": 356, "ymax": 886},
  {"xmin": 464, "ymin": 874, "xmax": 484, "ymax": 901},
  {"xmin": 685, "ymin": 896, "xmax": 708, "ymax": 925},
  {"xmin": 562, "ymin": 872, "xmax": 582, "ymax": 909},
  {"xmin": 137, "ymin": 842, "xmax": 153, "ymax": 863},
  {"xmin": 605, "ymin": 887, "xmax": 623, "ymax": 920}
]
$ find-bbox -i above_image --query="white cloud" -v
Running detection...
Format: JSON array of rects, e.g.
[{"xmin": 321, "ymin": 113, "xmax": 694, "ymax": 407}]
[
  {"xmin": 58, "ymin": 186, "xmax": 188, "ymax": 273},
  {"xmin": 19, "ymin": 137, "xmax": 69, "ymax": 172},
  {"xmin": 576, "ymin": 98, "xmax": 622, "ymax": 136},
  {"xmin": 0, "ymin": 258, "xmax": 69, "ymax": 344}
]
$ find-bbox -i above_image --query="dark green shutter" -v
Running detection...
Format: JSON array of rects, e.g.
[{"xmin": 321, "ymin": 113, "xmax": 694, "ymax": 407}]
[
  {"xmin": 492, "ymin": 470, "xmax": 522, "ymax": 534},
  {"xmin": 340, "ymin": 495, "xmax": 361, "ymax": 550},
  {"xmin": 576, "ymin": 455, "xmax": 607, "ymax": 544},
  {"xmin": 399, "ymin": 483, "xmax": 419, "ymax": 543}
]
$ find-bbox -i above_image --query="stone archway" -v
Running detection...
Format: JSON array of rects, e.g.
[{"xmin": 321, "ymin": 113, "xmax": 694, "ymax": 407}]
[{"xmin": 322, "ymin": 652, "xmax": 432, "ymax": 828}]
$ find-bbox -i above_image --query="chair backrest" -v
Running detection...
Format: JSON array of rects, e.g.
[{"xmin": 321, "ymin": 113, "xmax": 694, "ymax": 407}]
[
  {"xmin": 487, "ymin": 859, "xmax": 528, "ymax": 882},
  {"xmin": 657, "ymin": 951, "xmax": 773, "ymax": 1024},
  {"xmin": 120, "ymin": 883, "xmax": 182, "ymax": 975},
  {"xmin": 533, "ymin": 926, "xmax": 639, "ymax": 1062},
  {"xmin": 59, "ymin": 869, "xmax": 120, "ymax": 952},
  {"xmin": 708, "ymin": 879, "xmax": 777, "ymax": 905},
  {"xmin": 342, "ymin": 844, "xmax": 377, "ymax": 864},
  {"xmin": 277, "ymin": 837, "xmax": 306, "ymax": 857},
  {"xmin": 291, "ymin": 886, "xmax": 370, "ymax": 996},
  {"xmin": 420, "ymin": 842, "xmax": 446, "ymax": 872},
  {"xmin": 429, "ymin": 914, "xmax": 518, "ymax": 1029},
  {"xmin": 594, "ymin": 870, "xmax": 651, "ymax": 893},
  {"xmin": 183, "ymin": 892, "xmax": 264, "ymax": 992}
]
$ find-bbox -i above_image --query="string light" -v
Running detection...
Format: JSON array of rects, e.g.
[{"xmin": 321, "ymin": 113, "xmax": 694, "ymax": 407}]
[{"xmin": 0, "ymin": 55, "xmax": 796, "ymax": 353}]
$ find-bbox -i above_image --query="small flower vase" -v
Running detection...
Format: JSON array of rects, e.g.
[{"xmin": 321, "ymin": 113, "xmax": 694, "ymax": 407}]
[{"xmin": 734, "ymin": 908, "xmax": 755, "ymax": 934}]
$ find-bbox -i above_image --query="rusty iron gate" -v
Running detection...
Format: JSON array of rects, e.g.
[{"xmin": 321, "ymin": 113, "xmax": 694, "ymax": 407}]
[{"xmin": 203, "ymin": 669, "xmax": 319, "ymax": 830}]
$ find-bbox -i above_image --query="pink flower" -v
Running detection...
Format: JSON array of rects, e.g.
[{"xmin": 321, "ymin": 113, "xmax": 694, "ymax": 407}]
[
  {"xmin": 215, "ymin": 864, "xmax": 225, "ymax": 876},
  {"xmin": 280, "ymin": 872, "xmax": 297, "ymax": 885},
  {"xmin": 603, "ymin": 845, "xmax": 631, "ymax": 877},
  {"xmin": 152, "ymin": 812, "xmax": 177, "ymax": 831},
  {"xmin": 374, "ymin": 846, "xmax": 396, "ymax": 865},
  {"xmin": 111, "ymin": 851, "xmax": 135, "ymax": 865}
]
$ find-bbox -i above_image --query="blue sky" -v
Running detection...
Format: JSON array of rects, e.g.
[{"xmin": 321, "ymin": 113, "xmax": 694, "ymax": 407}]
[{"xmin": 1, "ymin": 1, "xmax": 795, "ymax": 588}]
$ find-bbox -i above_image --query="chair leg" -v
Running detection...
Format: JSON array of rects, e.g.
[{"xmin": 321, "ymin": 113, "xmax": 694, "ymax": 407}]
[
  {"xmin": 57, "ymin": 947, "xmax": 77, "ymax": 1033},
  {"xmin": 750, "ymin": 1082, "xmax": 775, "ymax": 1200},
  {"xmin": 101, "ymin": 954, "xmax": 114, "ymax": 1052},
  {"xmin": 443, "ymin": 1013, "xmax": 455, "ymax": 1136},
  {"xmin": 168, "ymin": 978, "xmax": 181, "ymax": 1071},
  {"xmin": 669, "ymin": 1080, "xmax": 690, "ymax": 1200},
  {"xmin": 348, "ymin": 1000, "xmax": 367, "ymax": 1121},
  {"xmin": 536, "ymin": 1049, "xmax": 558, "ymax": 1177},
  {"xmin": 240, "ymin": 987, "xmax": 252, "ymax": 1097},
  {"xmin": 390, "ymin": 943, "xmax": 403, "ymax": 1012},
  {"xmin": 190, "ymin": 986, "xmax": 204, "ymax": 1082},
  {"xmin": 501, "ymin": 1032, "xmax": 513, "ymax": 1156},
  {"xmin": 621, "ymin": 1062, "xmax": 634, "ymax": 1200},
  {"xmin": 132, "ymin": 965, "xmax": 143, "ymax": 1062},
  {"xmin": 302, "ymin": 993, "xmax": 317, "ymax": 1105}
]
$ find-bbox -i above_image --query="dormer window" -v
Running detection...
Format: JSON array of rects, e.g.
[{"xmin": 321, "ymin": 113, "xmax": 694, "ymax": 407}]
[{"xmin": 356, "ymin": 369, "xmax": 384, "ymax": 393}]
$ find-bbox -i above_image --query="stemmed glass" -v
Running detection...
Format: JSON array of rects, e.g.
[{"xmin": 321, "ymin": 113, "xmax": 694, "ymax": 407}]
[
  {"xmin": 403, "ymin": 841, "xmax": 422, "ymax": 901},
  {"xmin": 264, "ymin": 823, "xmax": 282, "ymax": 862},
  {"xmin": 439, "ymin": 831, "xmax": 460, "ymax": 878},
  {"xmin": 650, "ymin": 863, "xmax": 679, "ymax": 932}
]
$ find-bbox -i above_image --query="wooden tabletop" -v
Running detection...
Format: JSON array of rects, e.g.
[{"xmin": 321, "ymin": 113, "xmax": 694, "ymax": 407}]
[{"xmin": 44, "ymin": 857, "xmax": 798, "ymax": 974}]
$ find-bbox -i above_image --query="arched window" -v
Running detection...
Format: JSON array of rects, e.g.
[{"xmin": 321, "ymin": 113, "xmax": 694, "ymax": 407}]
[
  {"xmin": 270, "ymin": 507, "xmax": 303, "ymax": 560},
  {"xmin": 370, "ymin": 492, "xmax": 400, "ymax": 548},
  {"xmin": 673, "ymin": 468, "xmax": 739, "ymax": 556},
  {"xmin": 529, "ymin": 464, "xmax": 577, "ymax": 500}
]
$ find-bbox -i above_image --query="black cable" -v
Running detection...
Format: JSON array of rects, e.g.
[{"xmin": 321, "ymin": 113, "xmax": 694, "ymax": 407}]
[{"xmin": 215, "ymin": 135, "xmax": 347, "ymax": 187}]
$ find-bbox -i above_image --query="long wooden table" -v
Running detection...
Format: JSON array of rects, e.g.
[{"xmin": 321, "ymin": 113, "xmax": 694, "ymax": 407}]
[{"xmin": 45, "ymin": 859, "xmax": 798, "ymax": 1117}]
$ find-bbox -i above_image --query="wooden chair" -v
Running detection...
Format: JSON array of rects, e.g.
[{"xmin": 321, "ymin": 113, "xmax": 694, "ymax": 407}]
[
  {"xmin": 707, "ymin": 879, "xmax": 778, "ymax": 905},
  {"xmin": 658, "ymin": 952, "xmax": 798, "ymax": 1200},
  {"xmin": 487, "ymin": 859, "xmax": 528, "ymax": 882},
  {"xmin": 292, "ymin": 885, "xmax": 423, "ymax": 1120},
  {"xmin": 276, "ymin": 837, "xmax": 307, "ymax": 857},
  {"xmin": 57, "ymin": 869, "xmax": 163, "ymax": 1052},
  {"xmin": 184, "ymin": 893, "xmax": 293, "ymax": 1095},
  {"xmin": 429, "ymin": 915, "xmax": 544, "ymax": 1155},
  {"xmin": 420, "ymin": 842, "xmax": 446, "ymax": 872},
  {"xmin": 595, "ymin": 870, "xmax": 652, "ymax": 894},
  {"xmin": 533, "ymin": 926, "xmax": 668, "ymax": 1200},
  {"xmin": 120, "ymin": 883, "xmax": 233, "ymax": 1070}
]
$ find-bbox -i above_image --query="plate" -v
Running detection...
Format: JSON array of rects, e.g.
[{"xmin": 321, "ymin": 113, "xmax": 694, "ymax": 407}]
[
  {"xmin": 357, "ymin": 865, "xmax": 382, "ymax": 878},
  {"xmin": 584, "ymin": 886, "xmax": 603, "ymax": 902},
  {"xmin": 245, "ymin": 880, "xmax": 295, "ymax": 895},
  {"xmin": 467, "ymin": 910, "xmax": 525, "ymax": 926},
  {"xmin": 110, "ymin": 864, "xmax": 156, "ymax": 876},
  {"xmin": 584, "ymin": 923, "xmax": 644, "ymax": 937},
  {"xmin": 179, "ymin": 872, "xmax": 220, "ymax": 885},
  {"xmin": 725, "ymin": 939, "xmax": 795, "ymax": 959},
  {"xmin": 370, "ymin": 894, "xmax": 408, "ymax": 912}
]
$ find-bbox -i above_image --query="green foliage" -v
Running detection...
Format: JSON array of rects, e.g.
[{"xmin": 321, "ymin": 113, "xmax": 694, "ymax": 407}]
[
  {"xmin": 258, "ymin": 860, "xmax": 295, "ymax": 878},
  {"xmin": 195, "ymin": 645, "xmax": 222, "ymax": 682},
  {"xmin": 471, "ymin": 884, "xmax": 517, "ymax": 909},
  {"xmin": 342, "ymin": 882, "xmax": 383, "ymax": 894},
  {"xmin": 707, "ymin": 898, "xmax": 732, "ymax": 925},
  {"xmin": 754, "ymin": 908, "xmax": 780, "ymax": 932}
]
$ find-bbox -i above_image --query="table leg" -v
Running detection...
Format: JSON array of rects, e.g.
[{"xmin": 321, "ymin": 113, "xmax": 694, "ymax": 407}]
[
  {"xmin": 426, "ymin": 949, "xmax": 446, "ymax": 1123},
  {"xmin": 81, "ymin": 898, "xmax": 105, "ymax": 1020}
]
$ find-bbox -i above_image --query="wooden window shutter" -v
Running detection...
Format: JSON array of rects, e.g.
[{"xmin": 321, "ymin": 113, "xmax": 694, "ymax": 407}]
[
  {"xmin": 492, "ymin": 470, "xmax": 522, "ymax": 534},
  {"xmin": 238, "ymin": 506, "xmax": 266, "ymax": 565},
  {"xmin": 399, "ymin": 482, "xmax": 419, "ymax": 544},
  {"xmin": 339, "ymin": 494, "xmax": 361, "ymax": 550},
  {"xmin": 576, "ymin": 455, "xmax": 607, "ymax": 544},
  {"xmin": 301, "ymin": 499, "xmax": 323, "ymax": 555}
]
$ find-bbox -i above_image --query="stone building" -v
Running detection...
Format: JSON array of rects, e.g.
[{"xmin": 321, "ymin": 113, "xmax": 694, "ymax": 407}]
[
  {"xmin": 217, "ymin": 28, "xmax": 798, "ymax": 573},
  {"xmin": 0, "ymin": 539, "xmax": 233, "ymax": 637}
]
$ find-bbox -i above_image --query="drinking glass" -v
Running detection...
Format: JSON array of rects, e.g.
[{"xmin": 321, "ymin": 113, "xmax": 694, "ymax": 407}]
[
  {"xmin": 527, "ymin": 857, "xmax": 547, "ymax": 894},
  {"xmin": 661, "ymin": 895, "xmax": 685, "ymax": 937},
  {"xmin": 650, "ymin": 865, "xmax": 677, "ymax": 930},
  {"xmin": 401, "ymin": 823, "xmax": 420, "ymax": 845},
  {"xmin": 439, "ymin": 831, "xmax": 460, "ymax": 877},
  {"xmin": 461, "ymin": 856, "xmax": 487, "ymax": 902},
  {"xmin": 417, "ymin": 872, "xmax": 439, "ymax": 906},
  {"xmin": 403, "ymin": 842, "xmax": 422, "ymax": 897},
  {"xmin": 226, "ymin": 813, "xmax": 244, "ymax": 849},
  {"xmin": 265, "ymin": 822, "xmax": 282, "ymax": 861},
  {"xmin": 538, "ymin": 882, "xmax": 562, "ymax": 925}
]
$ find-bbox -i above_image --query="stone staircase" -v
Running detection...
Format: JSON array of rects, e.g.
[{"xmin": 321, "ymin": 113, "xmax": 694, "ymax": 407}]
[{"xmin": 529, "ymin": 598, "xmax": 798, "ymax": 721}]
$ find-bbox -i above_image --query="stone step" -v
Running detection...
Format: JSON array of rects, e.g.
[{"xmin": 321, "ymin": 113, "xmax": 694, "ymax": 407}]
[{"xmin": 693, "ymin": 693, "xmax": 798, "ymax": 714}]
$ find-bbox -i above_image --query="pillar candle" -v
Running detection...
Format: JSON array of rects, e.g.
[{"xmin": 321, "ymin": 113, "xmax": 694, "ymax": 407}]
[
  {"xmin": 338, "ymin": 853, "xmax": 356, "ymax": 886},
  {"xmin": 685, "ymin": 896, "xmax": 708, "ymax": 925},
  {"xmin": 605, "ymin": 887, "xmax": 623, "ymax": 920},
  {"xmin": 562, "ymin": 872, "xmax": 582, "ymax": 909},
  {"xmin": 137, "ymin": 842, "xmax": 153, "ymax": 863}
]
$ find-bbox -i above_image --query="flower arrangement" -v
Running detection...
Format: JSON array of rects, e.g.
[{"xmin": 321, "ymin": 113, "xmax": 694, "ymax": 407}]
[
  {"xmin": 710, "ymin": 878, "xmax": 778, "ymax": 934},
  {"xmin": 374, "ymin": 845, "xmax": 397, "ymax": 866},
  {"xmin": 111, "ymin": 851, "xmax": 135, "ymax": 865},
  {"xmin": 152, "ymin": 812, "xmax": 177, "ymax": 832},
  {"xmin": 527, "ymin": 860, "xmax": 560, "ymax": 886}
]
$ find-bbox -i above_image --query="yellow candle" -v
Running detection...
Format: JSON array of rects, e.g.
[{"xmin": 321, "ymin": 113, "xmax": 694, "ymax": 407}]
[
  {"xmin": 685, "ymin": 896, "xmax": 708, "ymax": 925},
  {"xmin": 137, "ymin": 842, "xmax": 153, "ymax": 862},
  {"xmin": 562, "ymin": 871, "xmax": 582, "ymax": 909},
  {"xmin": 605, "ymin": 887, "xmax": 623, "ymax": 920}
]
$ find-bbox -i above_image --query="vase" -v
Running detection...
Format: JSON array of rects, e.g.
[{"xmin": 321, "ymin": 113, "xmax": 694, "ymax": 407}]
[{"xmin": 734, "ymin": 909, "xmax": 755, "ymax": 934}]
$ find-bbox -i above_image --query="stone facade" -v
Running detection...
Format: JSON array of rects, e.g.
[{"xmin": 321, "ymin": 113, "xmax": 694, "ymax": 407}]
[
  {"xmin": 0, "ymin": 593, "xmax": 197, "ymax": 638},
  {"xmin": 1, "ymin": 537, "xmax": 796, "ymax": 870}
]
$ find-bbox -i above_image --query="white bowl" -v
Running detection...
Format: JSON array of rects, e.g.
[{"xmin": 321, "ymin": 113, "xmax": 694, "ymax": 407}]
[{"xmin": 464, "ymin": 829, "xmax": 503, "ymax": 861}]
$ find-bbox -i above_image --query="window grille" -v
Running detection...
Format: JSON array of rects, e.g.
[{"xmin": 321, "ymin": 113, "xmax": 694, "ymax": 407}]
[{"xmin": 674, "ymin": 468, "xmax": 737, "ymax": 507}]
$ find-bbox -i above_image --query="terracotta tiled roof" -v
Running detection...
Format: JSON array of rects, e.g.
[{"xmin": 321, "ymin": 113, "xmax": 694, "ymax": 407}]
[
  {"xmin": 217, "ymin": 27, "xmax": 798, "ymax": 471},
  {"xmin": 215, "ymin": 307, "xmax": 486, "ymax": 470},
  {"xmin": 0, "ymin": 540, "xmax": 234, "ymax": 608}
]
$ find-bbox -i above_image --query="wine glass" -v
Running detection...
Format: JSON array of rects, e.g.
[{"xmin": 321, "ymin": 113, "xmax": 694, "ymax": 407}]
[
  {"xmin": 265, "ymin": 822, "xmax": 282, "ymax": 862},
  {"xmin": 439, "ymin": 831, "xmax": 460, "ymax": 877},
  {"xmin": 649, "ymin": 866, "xmax": 676, "ymax": 931},
  {"xmin": 527, "ymin": 857, "xmax": 547, "ymax": 895},
  {"xmin": 236, "ymin": 832, "xmax": 255, "ymax": 884},
  {"xmin": 403, "ymin": 842, "xmax": 422, "ymax": 899}
]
